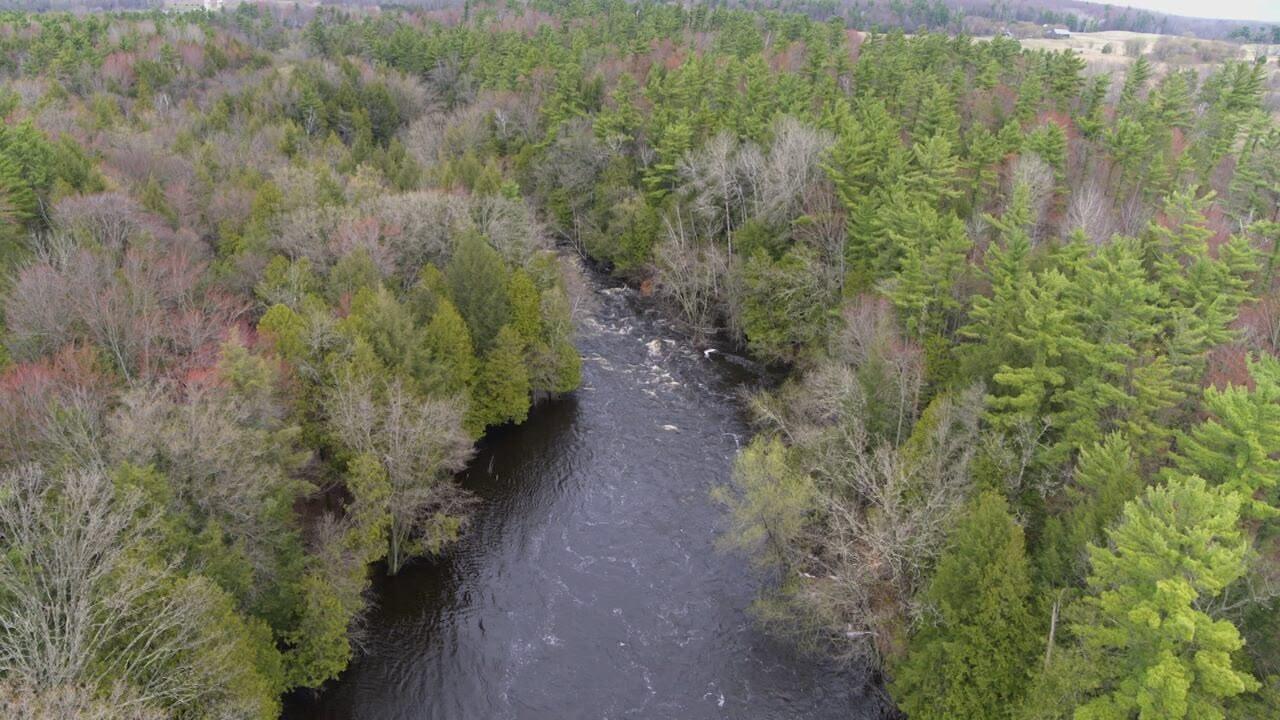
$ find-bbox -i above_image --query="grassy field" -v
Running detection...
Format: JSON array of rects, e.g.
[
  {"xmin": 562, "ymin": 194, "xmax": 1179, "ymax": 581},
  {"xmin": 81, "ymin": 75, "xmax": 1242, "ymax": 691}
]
[{"xmin": 976, "ymin": 30, "xmax": 1280, "ymax": 114}]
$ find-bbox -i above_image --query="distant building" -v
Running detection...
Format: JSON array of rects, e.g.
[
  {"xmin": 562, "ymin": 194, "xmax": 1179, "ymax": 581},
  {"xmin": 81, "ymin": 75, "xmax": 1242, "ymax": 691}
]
[
  {"xmin": 1044, "ymin": 26, "xmax": 1072, "ymax": 39},
  {"xmin": 164, "ymin": 0, "xmax": 224, "ymax": 10}
]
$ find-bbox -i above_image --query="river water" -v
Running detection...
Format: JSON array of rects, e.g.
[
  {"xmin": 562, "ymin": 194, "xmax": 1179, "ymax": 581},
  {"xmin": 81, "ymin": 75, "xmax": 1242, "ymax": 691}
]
[{"xmin": 287, "ymin": 272, "xmax": 890, "ymax": 719}]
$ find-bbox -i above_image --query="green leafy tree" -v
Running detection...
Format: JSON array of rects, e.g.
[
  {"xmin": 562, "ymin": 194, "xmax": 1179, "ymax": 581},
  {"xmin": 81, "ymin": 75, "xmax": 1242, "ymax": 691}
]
[{"xmin": 711, "ymin": 436, "xmax": 816, "ymax": 571}]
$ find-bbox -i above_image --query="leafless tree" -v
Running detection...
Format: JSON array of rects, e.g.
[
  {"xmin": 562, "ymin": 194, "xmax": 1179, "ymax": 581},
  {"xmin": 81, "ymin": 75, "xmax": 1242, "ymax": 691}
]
[
  {"xmin": 362, "ymin": 191, "xmax": 472, "ymax": 281},
  {"xmin": 1011, "ymin": 153, "xmax": 1055, "ymax": 241},
  {"xmin": 654, "ymin": 207, "xmax": 729, "ymax": 340},
  {"xmin": 759, "ymin": 117, "xmax": 835, "ymax": 225},
  {"xmin": 0, "ymin": 680, "xmax": 164, "ymax": 720},
  {"xmin": 733, "ymin": 295, "xmax": 976, "ymax": 664},
  {"xmin": 326, "ymin": 374, "xmax": 473, "ymax": 574},
  {"xmin": 531, "ymin": 118, "xmax": 609, "ymax": 247},
  {"xmin": 828, "ymin": 298, "xmax": 926, "ymax": 445},
  {"xmin": 468, "ymin": 194, "xmax": 551, "ymax": 267},
  {"xmin": 761, "ymin": 384, "xmax": 983, "ymax": 665},
  {"xmin": 0, "ymin": 346, "xmax": 113, "ymax": 469},
  {"xmin": 679, "ymin": 131, "xmax": 758, "ymax": 248},
  {"xmin": 5, "ymin": 242, "xmax": 243, "ymax": 381},
  {"xmin": 676, "ymin": 117, "xmax": 834, "ymax": 258},
  {"xmin": 51, "ymin": 192, "xmax": 157, "ymax": 255},
  {"xmin": 1066, "ymin": 178, "xmax": 1117, "ymax": 244},
  {"xmin": 0, "ymin": 464, "xmax": 272, "ymax": 717}
]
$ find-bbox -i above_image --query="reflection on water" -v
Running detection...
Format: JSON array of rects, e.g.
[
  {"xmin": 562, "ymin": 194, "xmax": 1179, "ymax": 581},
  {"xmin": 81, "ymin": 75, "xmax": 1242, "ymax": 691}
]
[{"xmin": 285, "ymin": 274, "xmax": 890, "ymax": 720}]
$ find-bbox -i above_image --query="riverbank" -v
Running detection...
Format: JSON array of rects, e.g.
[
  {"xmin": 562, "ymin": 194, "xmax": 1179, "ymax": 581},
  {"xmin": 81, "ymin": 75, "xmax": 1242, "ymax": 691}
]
[{"xmin": 286, "ymin": 265, "xmax": 892, "ymax": 719}]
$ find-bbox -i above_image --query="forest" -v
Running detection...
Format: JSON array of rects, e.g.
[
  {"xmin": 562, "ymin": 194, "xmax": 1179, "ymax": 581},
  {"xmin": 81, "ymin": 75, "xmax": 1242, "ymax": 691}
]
[{"xmin": 0, "ymin": 0, "xmax": 1278, "ymax": 718}]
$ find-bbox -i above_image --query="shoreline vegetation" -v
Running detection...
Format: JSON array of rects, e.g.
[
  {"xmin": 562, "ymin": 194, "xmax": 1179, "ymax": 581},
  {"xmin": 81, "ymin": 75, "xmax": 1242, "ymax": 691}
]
[{"xmin": 0, "ymin": 2, "xmax": 1278, "ymax": 718}]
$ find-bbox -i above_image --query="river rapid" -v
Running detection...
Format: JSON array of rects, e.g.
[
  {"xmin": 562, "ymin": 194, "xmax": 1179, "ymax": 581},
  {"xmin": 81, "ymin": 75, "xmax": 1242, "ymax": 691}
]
[{"xmin": 286, "ymin": 269, "xmax": 891, "ymax": 720}]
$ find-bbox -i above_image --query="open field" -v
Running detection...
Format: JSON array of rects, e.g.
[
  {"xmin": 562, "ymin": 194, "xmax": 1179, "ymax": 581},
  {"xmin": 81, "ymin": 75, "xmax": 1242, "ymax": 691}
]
[{"xmin": 977, "ymin": 30, "xmax": 1280, "ymax": 114}]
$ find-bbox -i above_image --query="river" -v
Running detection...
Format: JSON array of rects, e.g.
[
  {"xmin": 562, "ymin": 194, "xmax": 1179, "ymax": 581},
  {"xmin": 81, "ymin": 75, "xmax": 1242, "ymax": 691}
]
[{"xmin": 286, "ymin": 270, "xmax": 891, "ymax": 719}]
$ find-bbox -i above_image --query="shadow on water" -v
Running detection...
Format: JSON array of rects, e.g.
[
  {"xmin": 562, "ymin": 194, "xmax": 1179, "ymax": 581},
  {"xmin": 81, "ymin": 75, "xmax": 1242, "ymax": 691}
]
[{"xmin": 285, "ymin": 272, "xmax": 893, "ymax": 720}]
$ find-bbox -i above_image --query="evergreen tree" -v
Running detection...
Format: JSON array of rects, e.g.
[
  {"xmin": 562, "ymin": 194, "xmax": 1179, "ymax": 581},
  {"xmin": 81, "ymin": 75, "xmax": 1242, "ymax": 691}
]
[
  {"xmin": 1068, "ymin": 476, "xmax": 1259, "ymax": 719},
  {"xmin": 507, "ymin": 268, "xmax": 544, "ymax": 347},
  {"xmin": 594, "ymin": 72, "xmax": 642, "ymax": 146},
  {"xmin": 447, "ymin": 232, "xmax": 511, "ymax": 353},
  {"xmin": 420, "ymin": 299, "xmax": 477, "ymax": 399},
  {"xmin": 343, "ymin": 286, "xmax": 424, "ymax": 380},
  {"xmin": 1173, "ymin": 354, "xmax": 1280, "ymax": 520},
  {"xmin": 1039, "ymin": 433, "xmax": 1143, "ymax": 586},
  {"xmin": 1054, "ymin": 237, "xmax": 1179, "ymax": 459},
  {"xmin": 892, "ymin": 491, "xmax": 1040, "ymax": 720},
  {"xmin": 1118, "ymin": 55, "xmax": 1152, "ymax": 115},
  {"xmin": 961, "ymin": 183, "xmax": 1035, "ymax": 380},
  {"xmin": 467, "ymin": 325, "xmax": 531, "ymax": 434},
  {"xmin": 884, "ymin": 203, "xmax": 971, "ymax": 339}
]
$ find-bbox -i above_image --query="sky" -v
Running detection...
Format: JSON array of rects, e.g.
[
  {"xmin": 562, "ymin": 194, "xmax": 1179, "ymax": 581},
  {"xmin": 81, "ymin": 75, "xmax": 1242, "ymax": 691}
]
[{"xmin": 1107, "ymin": 0, "xmax": 1280, "ymax": 23}]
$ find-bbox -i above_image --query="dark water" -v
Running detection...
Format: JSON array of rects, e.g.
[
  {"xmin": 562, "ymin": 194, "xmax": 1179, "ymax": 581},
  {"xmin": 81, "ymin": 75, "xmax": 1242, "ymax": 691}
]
[{"xmin": 286, "ymin": 273, "xmax": 889, "ymax": 720}]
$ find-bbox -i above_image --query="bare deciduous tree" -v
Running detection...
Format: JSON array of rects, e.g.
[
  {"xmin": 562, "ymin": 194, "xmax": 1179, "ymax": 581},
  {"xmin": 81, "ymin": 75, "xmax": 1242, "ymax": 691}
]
[
  {"xmin": 5, "ymin": 243, "xmax": 244, "ymax": 381},
  {"xmin": 0, "ymin": 680, "xmax": 165, "ymax": 720},
  {"xmin": 0, "ymin": 345, "xmax": 113, "ymax": 469},
  {"xmin": 679, "ymin": 131, "xmax": 758, "ymax": 247},
  {"xmin": 654, "ymin": 207, "xmax": 729, "ymax": 340},
  {"xmin": 326, "ymin": 374, "xmax": 473, "ymax": 574},
  {"xmin": 1011, "ymin": 153, "xmax": 1055, "ymax": 241},
  {"xmin": 0, "ymin": 464, "xmax": 274, "ymax": 717},
  {"xmin": 760, "ymin": 117, "xmax": 834, "ymax": 225},
  {"xmin": 784, "ymin": 385, "xmax": 983, "ymax": 665},
  {"xmin": 1066, "ymin": 178, "xmax": 1117, "ymax": 244}
]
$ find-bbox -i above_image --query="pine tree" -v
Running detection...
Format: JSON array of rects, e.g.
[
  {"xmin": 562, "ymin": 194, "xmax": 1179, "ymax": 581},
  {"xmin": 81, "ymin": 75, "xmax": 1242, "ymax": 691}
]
[
  {"xmin": 1173, "ymin": 354, "xmax": 1280, "ymax": 520},
  {"xmin": 825, "ymin": 98, "xmax": 908, "ymax": 200},
  {"xmin": 642, "ymin": 117, "xmax": 692, "ymax": 201},
  {"xmin": 961, "ymin": 183, "xmax": 1035, "ymax": 380},
  {"xmin": 0, "ymin": 152, "xmax": 36, "ymax": 225},
  {"xmin": 594, "ymin": 72, "xmax": 642, "ymax": 146},
  {"xmin": 1046, "ymin": 49, "xmax": 1086, "ymax": 110},
  {"xmin": 1069, "ymin": 476, "xmax": 1259, "ymax": 719},
  {"xmin": 985, "ymin": 269, "xmax": 1081, "ymax": 438},
  {"xmin": 1076, "ymin": 76, "xmax": 1109, "ymax": 141},
  {"xmin": 883, "ymin": 204, "xmax": 971, "ymax": 339},
  {"xmin": 914, "ymin": 77, "xmax": 960, "ymax": 147},
  {"xmin": 1039, "ymin": 433, "xmax": 1143, "ymax": 586},
  {"xmin": 1142, "ymin": 191, "xmax": 1256, "ymax": 391},
  {"xmin": 1015, "ymin": 65, "xmax": 1045, "ymax": 125},
  {"xmin": 1026, "ymin": 123, "xmax": 1068, "ymax": 179},
  {"xmin": 1054, "ymin": 237, "xmax": 1179, "ymax": 459},
  {"xmin": 904, "ymin": 133, "xmax": 962, "ymax": 208},
  {"xmin": 1118, "ymin": 55, "xmax": 1152, "ymax": 115},
  {"xmin": 892, "ymin": 491, "xmax": 1040, "ymax": 720},
  {"xmin": 1105, "ymin": 117, "xmax": 1151, "ymax": 193}
]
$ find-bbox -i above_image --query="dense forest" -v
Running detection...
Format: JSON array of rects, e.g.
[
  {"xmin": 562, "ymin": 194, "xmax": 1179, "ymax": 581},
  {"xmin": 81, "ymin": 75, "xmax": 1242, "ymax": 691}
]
[{"xmin": 0, "ymin": 1, "xmax": 1278, "ymax": 718}]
